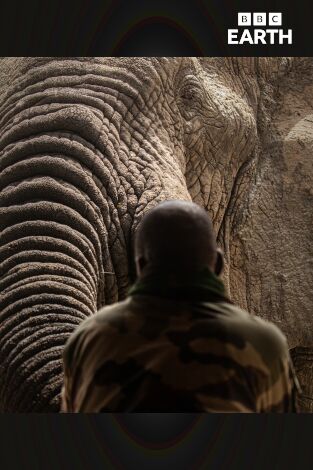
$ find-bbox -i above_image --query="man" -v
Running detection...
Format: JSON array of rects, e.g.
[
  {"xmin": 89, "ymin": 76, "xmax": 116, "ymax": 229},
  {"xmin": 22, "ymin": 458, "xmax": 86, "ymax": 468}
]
[{"xmin": 61, "ymin": 200, "xmax": 300, "ymax": 412}]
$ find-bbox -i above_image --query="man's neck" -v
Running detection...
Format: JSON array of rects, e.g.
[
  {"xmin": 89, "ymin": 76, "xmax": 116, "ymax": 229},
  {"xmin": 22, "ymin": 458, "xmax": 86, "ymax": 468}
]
[
  {"xmin": 139, "ymin": 264, "xmax": 215, "ymax": 282},
  {"xmin": 129, "ymin": 266, "xmax": 229, "ymax": 303}
]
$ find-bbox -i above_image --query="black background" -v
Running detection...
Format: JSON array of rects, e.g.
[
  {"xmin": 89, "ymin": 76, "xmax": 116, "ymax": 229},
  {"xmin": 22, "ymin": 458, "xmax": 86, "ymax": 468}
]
[
  {"xmin": 0, "ymin": 0, "xmax": 311, "ymax": 56},
  {"xmin": 0, "ymin": 0, "xmax": 313, "ymax": 468},
  {"xmin": 1, "ymin": 414, "xmax": 313, "ymax": 469}
]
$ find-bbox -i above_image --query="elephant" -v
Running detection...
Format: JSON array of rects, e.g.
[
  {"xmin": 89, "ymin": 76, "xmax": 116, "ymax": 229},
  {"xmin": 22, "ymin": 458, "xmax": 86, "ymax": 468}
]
[{"xmin": 0, "ymin": 57, "xmax": 312, "ymax": 412}]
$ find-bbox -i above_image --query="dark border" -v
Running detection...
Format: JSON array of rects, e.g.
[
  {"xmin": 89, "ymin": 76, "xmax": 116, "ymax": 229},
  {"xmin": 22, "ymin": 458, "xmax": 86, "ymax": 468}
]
[{"xmin": 0, "ymin": 0, "xmax": 311, "ymax": 56}]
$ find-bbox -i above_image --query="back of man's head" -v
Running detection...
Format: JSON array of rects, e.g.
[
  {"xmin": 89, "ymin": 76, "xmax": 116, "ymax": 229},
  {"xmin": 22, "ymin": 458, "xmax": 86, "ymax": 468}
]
[{"xmin": 134, "ymin": 200, "xmax": 219, "ymax": 278}]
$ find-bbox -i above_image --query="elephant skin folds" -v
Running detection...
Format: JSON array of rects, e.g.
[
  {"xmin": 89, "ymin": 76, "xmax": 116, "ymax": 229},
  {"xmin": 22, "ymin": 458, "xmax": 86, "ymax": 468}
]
[{"xmin": 0, "ymin": 58, "xmax": 312, "ymax": 411}]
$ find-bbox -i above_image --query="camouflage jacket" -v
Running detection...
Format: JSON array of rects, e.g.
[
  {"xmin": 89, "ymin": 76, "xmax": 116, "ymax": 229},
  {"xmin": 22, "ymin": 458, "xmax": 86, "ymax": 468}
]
[{"xmin": 61, "ymin": 293, "xmax": 299, "ymax": 413}]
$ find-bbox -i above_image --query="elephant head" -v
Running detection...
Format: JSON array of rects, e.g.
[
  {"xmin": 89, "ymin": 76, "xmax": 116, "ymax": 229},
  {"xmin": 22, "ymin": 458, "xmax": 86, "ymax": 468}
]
[{"xmin": 0, "ymin": 57, "xmax": 312, "ymax": 411}]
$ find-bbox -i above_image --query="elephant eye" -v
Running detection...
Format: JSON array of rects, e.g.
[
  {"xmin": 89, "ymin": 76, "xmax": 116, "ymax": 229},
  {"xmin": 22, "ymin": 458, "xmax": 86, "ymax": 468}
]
[
  {"xmin": 180, "ymin": 85, "xmax": 196, "ymax": 101},
  {"xmin": 178, "ymin": 77, "xmax": 203, "ymax": 109}
]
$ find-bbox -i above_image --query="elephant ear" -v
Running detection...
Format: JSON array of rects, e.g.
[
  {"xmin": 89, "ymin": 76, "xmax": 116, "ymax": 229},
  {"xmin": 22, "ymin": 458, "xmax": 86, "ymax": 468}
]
[
  {"xmin": 256, "ymin": 57, "xmax": 293, "ymax": 80},
  {"xmin": 227, "ymin": 57, "xmax": 313, "ymax": 411},
  {"xmin": 198, "ymin": 58, "xmax": 294, "ymax": 115},
  {"xmin": 198, "ymin": 57, "xmax": 294, "ymax": 82}
]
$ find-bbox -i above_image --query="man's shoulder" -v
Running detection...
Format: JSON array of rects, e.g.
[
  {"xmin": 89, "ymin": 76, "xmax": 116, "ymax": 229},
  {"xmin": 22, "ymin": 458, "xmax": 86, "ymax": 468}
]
[
  {"xmin": 197, "ymin": 302, "xmax": 288, "ymax": 356},
  {"xmin": 75, "ymin": 298, "xmax": 133, "ymax": 333},
  {"xmin": 246, "ymin": 313, "xmax": 289, "ymax": 361},
  {"xmin": 93, "ymin": 298, "xmax": 133, "ymax": 321},
  {"xmin": 63, "ymin": 299, "xmax": 132, "ymax": 358},
  {"xmin": 208, "ymin": 301, "xmax": 289, "ymax": 361}
]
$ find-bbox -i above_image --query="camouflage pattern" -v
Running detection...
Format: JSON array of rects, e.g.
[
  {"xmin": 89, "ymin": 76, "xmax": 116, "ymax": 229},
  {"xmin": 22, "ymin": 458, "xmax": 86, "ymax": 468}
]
[{"xmin": 61, "ymin": 295, "xmax": 299, "ymax": 412}]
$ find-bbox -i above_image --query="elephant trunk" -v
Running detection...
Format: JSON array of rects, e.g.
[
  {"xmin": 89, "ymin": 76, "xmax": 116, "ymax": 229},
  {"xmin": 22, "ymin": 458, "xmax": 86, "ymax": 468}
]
[
  {"xmin": 0, "ymin": 95, "xmax": 128, "ymax": 411},
  {"xmin": 0, "ymin": 59, "xmax": 190, "ymax": 411}
]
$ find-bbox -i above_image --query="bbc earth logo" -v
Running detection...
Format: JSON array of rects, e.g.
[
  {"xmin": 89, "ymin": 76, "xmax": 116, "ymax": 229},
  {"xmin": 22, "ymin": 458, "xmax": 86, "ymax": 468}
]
[{"xmin": 228, "ymin": 13, "xmax": 293, "ymax": 45}]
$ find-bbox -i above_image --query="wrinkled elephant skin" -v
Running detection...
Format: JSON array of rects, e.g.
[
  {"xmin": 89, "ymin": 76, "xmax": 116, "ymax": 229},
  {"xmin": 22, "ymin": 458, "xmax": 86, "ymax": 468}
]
[{"xmin": 0, "ymin": 58, "xmax": 312, "ymax": 411}]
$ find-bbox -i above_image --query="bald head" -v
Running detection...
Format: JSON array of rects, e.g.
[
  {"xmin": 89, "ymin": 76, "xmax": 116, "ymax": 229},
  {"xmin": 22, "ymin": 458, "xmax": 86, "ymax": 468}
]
[{"xmin": 134, "ymin": 200, "xmax": 222, "ymax": 279}]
